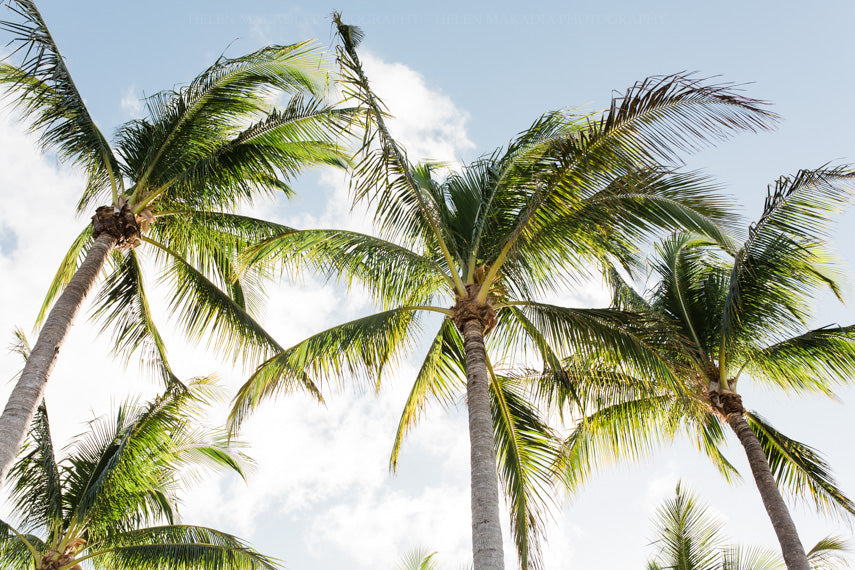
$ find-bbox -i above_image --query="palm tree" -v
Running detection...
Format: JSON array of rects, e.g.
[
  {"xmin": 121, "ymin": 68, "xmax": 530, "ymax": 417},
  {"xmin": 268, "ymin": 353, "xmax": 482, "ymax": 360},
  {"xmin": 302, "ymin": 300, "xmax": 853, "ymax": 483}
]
[
  {"xmin": 0, "ymin": 0, "xmax": 353, "ymax": 488},
  {"xmin": 646, "ymin": 483, "xmax": 849, "ymax": 570},
  {"xmin": 0, "ymin": 377, "xmax": 280, "ymax": 569},
  {"xmin": 558, "ymin": 168, "xmax": 855, "ymax": 570},
  {"xmin": 226, "ymin": 16, "xmax": 776, "ymax": 569}
]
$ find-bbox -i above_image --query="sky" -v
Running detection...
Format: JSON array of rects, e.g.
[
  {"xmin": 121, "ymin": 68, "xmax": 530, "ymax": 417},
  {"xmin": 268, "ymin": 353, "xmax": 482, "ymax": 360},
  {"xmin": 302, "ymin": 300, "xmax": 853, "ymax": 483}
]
[{"xmin": 1, "ymin": 1, "xmax": 855, "ymax": 568}]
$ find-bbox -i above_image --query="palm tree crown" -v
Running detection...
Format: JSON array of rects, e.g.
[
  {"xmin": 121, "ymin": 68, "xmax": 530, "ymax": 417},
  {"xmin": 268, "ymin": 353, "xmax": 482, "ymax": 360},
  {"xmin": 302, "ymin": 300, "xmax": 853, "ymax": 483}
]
[
  {"xmin": 227, "ymin": 17, "xmax": 776, "ymax": 570},
  {"xmin": 0, "ymin": 0, "xmax": 354, "ymax": 487},
  {"xmin": 559, "ymin": 167, "xmax": 855, "ymax": 569},
  {"xmin": 0, "ymin": 378, "xmax": 279, "ymax": 569}
]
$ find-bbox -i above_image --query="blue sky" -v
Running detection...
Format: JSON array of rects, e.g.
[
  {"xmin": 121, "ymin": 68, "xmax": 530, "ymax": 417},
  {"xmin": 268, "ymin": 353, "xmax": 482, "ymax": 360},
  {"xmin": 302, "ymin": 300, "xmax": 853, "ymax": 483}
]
[{"xmin": 1, "ymin": 1, "xmax": 854, "ymax": 568}]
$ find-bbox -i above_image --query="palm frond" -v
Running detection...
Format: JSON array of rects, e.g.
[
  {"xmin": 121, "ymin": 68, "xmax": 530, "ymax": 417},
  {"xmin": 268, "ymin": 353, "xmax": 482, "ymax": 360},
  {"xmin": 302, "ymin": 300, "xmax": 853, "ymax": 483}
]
[
  {"xmin": 88, "ymin": 524, "xmax": 280, "ymax": 569},
  {"xmin": 152, "ymin": 237, "xmax": 283, "ymax": 364},
  {"xmin": 241, "ymin": 228, "xmax": 449, "ymax": 310},
  {"xmin": 91, "ymin": 249, "xmax": 179, "ymax": 386},
  {"xmin": 131, "ymin": 40, "xmax": 329, "ymax": 199},
  {"xmin": 65, "ymin": 379, "xmax": 243, "ymax": 536},
  {"xmin": 229, "ymin": 306, "xmax": 433, "ymax": 433},
  {"xmin": 34, "ymin": 225, "xmax": 93, "ymax": 327},
  {"xmin": 6, "ymin": 403, "xmax": 62, "ymax": 535},
  {"xmin": 745, "ymin": 412, "xmax": 855, "ymax": 520},
  {"xmin": 0, "ymin": 0, "xmax": 122, "ymax": 208},
  {"xmin": 394, "ymin": 547, "xmax": 439, "ymax": 570},
  {"xmin": 491, "ymin": 374, "xmax": 559, "ymax": 570},
  {"xmin": 647, "ymin": 483, "xmax": 726, "ymax": 570},
  {"xmin": 390, "ymin": 319, "xmax": 464, "ymax": 471},
  {"xmin": 721, "ymin": 167, "xmax": 855, "ymax": 352},
  {"xmin": 806, "ymin": 535, "xmax": 850, "ymax": 570},
  {"xmin": 559, "ymin": 394, "xmax": 681, "ymax": 493},
  {"xmin": 741, "ymin": 325, "xmax": 855, "ymax": 394},
  {"xmin": 720, "ymin": 545, "xmax": 784, "ymax": 570},
  {"xmin": 0, "ymin": 518, "xmax": 43, "ymax": 570},
  {"xmin": 129, "ymin": 98, "xmax": 355, "ymax": 211},
  {"xmin": 488, "ymin": 75, "xmax": 774, "ymax": 286},
  {"xmin": 333, "ymin": 15, "xmax": 467, "ymax": 293}
]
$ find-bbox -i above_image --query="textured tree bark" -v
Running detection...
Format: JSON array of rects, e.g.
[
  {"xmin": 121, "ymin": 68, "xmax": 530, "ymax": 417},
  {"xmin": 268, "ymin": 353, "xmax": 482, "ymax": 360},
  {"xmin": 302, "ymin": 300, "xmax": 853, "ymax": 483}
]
[
  {"xmin": 0, "ymin": 231, "xmax": 115, "ymax": 488},
  {"xmin": 462, "ymin": 318, "xmax": 505, "ymax": 570},
  {"xmin": 726, "ymin": 411, "xmax": 809, "ymax": 570}
]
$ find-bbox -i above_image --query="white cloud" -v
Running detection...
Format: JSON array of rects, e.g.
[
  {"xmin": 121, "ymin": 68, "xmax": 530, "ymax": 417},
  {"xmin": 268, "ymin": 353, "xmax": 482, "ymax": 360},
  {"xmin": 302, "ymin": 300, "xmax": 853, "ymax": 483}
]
[{"xmin": 120, "ymin": 84, "xmax": 144, "ymax": 118}]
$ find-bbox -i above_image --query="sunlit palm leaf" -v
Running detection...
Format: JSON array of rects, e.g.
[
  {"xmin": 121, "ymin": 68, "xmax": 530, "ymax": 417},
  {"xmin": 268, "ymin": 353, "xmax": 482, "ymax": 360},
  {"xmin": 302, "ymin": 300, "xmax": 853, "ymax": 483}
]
[
  {"xmin": 0, "ymin": 0, "xmax": 122, "ymax": 208},
  {"xmin": 721, "ymin": 167, "xmax": 855, "ymax": 357},
  {"xmin": 491, "ymin": 374, "xmax": 559, "ymax": 570},
  {"xmin": 647, "ymin": 484, "xmax": 726, "ymax": 570},
  {"xmin": 229, "ymin": 307, "xmax": 430, "ymax": 433},
  {"xmin": 33, "ymin": 225, "xmax": 93, "ymax": 327},
  {"xmin": 745, "ymin": 412, "xmax": 855, "ymax": 520},
  {"xmin": 390, "ymin": 319, "xmax": 464, "ymax": 471},
  {"xmin": 741, "ymin": 325, "xmax": 855, "ymax": 395},
  {"xmin": 6, "ymin": 403, "xmax": 62, "ymax": 535},
  {"xmin": 91, "ymin": 524, "xmax": 280, "ymax": 569},
  {"xmin": 241, "ymin": 228, "xmax": 449, "ymax": 309},
  {"xmin": 91, "ymin": 249, "xmax": 179, "ymax": 385}
]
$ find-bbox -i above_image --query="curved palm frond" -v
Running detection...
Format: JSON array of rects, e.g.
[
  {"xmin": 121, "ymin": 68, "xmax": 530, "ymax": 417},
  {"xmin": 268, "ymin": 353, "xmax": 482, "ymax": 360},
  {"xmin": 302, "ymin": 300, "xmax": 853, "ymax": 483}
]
[
  {"xmin": 806, "ymin": 535, "xmax": 850, "ymax": 570},
  {"xmin": 745, "ymin": 412, "xmax": 855, "ymax": 520},
  {"xmin": 490, "ymin": 373, "xmax": 559, "ymax": 570},
  {"xmin": 229, "ymin": 306, "xmax": 438, "ymax": 433},
  {"xmin": 87, "ymin": 524, "xmax": 280, "ymax": 569},
  {"xmin": 740, "ymin": 325, "xmax": 855, "ymax": 394},
  {"xmin": 64, "ymin": 379, "xmax": 244, "ymax": 536},
  {"xmin": 559, "ymin": 393, "xmax": 682, "ymax": 493},
  {"xmin": 390, "ymin": 319, "xmax": 465, "ymax": 471},
  {"xmin": 480, "ymin": 74, "xmax": 775, "ymax": 297},
  {"xmin": 128, "ymin": 98, "xmax": 355, "ymax": 211},
  {"xmin": 91, "ymin": 249, "xmax": 179, "ymax": 385},
  {"xmin": 721, "ymin": 167, "xmax": 855, "ymax": 356},
  {"xmin": 6, "ymin": 403, "xmax": 62, "ymax": 535},
  {"xmin": 0, "ymin": 0, "xmax": 122, "ymax": 208},
  {"xmin": 394, "ymin": 547, "xmax": 440, "ymax": 570},
  {"xmin": 498, "ymin": 301, "xmax": 692, "ymax": 396},
  {"xmin": 129, "ymin": 40, "xmax": 330, "ymax": 200},
  {"xmin": 647, "ymin": 483, "xmax": 727, "ymax": 570},
  {"xmin": 148, "ymin": 237, "xmax": 284, "ymax": 364},
  {"xmin": 0, "ymin": 518, "xmax": 43, "ymax": 570},
  {"xmin": 241, "ymin": 228, "xmax": 449, "ymax": 309}
]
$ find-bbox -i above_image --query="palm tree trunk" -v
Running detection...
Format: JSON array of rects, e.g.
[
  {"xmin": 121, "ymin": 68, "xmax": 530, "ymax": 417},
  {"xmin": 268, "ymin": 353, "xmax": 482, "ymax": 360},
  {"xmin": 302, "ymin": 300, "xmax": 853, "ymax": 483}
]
[
  {"xmin": 462, "ymin": 318, "xmax": 505, "ymax": 570},
  {"xmin": 0, "ymin": 231, "xmax": 115, "ymax": 488},
  {"xmin": 726, "ymin": 410, "xmax": 809, "ymax": 570}
]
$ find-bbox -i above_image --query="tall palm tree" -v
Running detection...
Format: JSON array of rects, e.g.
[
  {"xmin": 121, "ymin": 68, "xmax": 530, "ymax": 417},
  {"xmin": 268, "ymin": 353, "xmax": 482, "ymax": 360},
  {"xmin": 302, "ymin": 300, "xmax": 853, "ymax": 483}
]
[
  {"xmin": 0, "ymin": 377, "xmax": 280, "ymax": 569},
  {"xmin": 646, "ymin": 483, "xmax": 848, "ymax": 570},
  {"xmin": 558, "ymin": 168, "xmax": 855, "ymax": 570},
  {"xmin": 226, "ymin": 16, "xmax": 776, "ymax": 569},
  {"xmin": 0, "ymin": 0, "xmax": 353, "ymax": 488}
]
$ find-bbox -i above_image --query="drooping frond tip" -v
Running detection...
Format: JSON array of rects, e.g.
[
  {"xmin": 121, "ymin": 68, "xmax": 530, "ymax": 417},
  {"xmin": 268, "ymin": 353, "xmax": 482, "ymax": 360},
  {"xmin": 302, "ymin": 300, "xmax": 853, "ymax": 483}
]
[{"xmin": 332, "ymin": 12, "xmax": 364, "ymax": 52}]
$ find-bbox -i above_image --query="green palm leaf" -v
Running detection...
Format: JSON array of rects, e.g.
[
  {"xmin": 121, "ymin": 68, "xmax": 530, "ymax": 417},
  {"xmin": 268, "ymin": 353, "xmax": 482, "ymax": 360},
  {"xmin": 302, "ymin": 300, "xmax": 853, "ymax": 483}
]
[
  {"xmin": 241, "ymin": 228, "xmax": 449, "ymax": 309},
  {"xmin": 6, "ymin": 403, "xmax": 62, "ymax": 535},
  {"xmin": 88, "ymin": 524, "xmax": 280, "ymax": 569},
  {"xmin": 0, "ymin": 0, "xmax": 122, "ymax": 208},
  {"xmin": 390, "ymin": 319, "xmax": 465, "ymax": 471},
  {"xmin": 230, "ymin": 306, "xmax": 434, "ymax": 433},
  {"xmin": 745, "ymin": 412, "xmax": 855, "ymax": 520},
  {"xmin": 91, "ymin": 249, "xmax": 179, "ymax": 385},
  {"xmin": 490, "ymin": 374, "xmax": 559, "ymax": 570},
  {"xmin": 740, "ymin": 325, "xmax": 855, "ymax": 394}
]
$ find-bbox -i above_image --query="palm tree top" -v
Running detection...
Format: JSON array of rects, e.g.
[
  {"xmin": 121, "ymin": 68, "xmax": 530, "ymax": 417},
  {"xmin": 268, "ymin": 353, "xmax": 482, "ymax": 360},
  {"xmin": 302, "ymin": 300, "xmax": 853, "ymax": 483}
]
[{"xmin": 1, "ymin": 378, "xmax": 280, "ymax": 569}]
